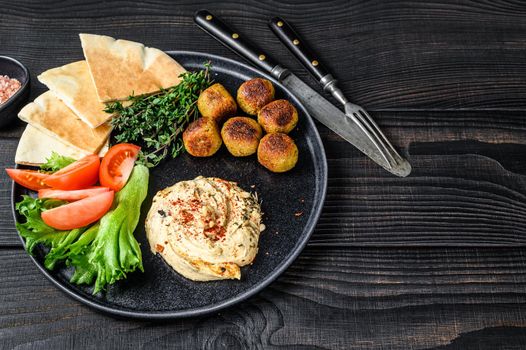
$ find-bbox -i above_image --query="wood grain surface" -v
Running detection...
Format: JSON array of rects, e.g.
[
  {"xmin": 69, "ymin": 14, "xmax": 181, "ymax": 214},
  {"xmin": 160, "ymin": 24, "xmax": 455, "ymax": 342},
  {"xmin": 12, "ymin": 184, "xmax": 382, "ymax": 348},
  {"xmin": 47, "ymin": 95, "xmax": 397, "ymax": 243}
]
[
  {"xmin": 2, "ymin": 248, "xmax": 526, "ymax": 350},
  {"xmin": 2, "ymin": 0, "xmax": 526, "ymax": 110},
  {"xmin": 1, "ymin": 0, "xmax": 526, "ymax": 349}
]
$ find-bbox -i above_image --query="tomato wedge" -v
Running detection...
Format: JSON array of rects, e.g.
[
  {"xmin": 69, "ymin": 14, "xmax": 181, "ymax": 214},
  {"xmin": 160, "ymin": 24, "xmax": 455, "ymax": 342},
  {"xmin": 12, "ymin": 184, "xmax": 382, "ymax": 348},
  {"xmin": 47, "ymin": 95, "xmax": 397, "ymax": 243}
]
[
  {"xmin": 38, "ymin": 186, "xmax": 110, "ymax": 201},
  {"xmin": 41, "ymin": 190, "xmax": 114, "ymax": 230},
  {"xmin": 44, "ymin": 154, "xmax": 100, "ymax": 190},
  {"xmin": 100, "ymin": 143, "xmax": 140, "ymax": 192},
  {"xmin": 6, "ymin": 169, "xmax": 50, "ymax": 191}
]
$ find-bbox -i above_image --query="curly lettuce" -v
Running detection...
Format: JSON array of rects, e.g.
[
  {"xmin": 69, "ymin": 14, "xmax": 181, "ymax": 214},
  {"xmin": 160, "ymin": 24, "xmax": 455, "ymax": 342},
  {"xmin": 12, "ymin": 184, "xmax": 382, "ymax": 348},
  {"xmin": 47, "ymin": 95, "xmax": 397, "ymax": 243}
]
[
  {"xmin": 16, "ymin": 164, "xmax": 149, "ymax": 294},
  {"xmin": 39, "ymin": 152, "xmax": 76, "ymax": 172}
]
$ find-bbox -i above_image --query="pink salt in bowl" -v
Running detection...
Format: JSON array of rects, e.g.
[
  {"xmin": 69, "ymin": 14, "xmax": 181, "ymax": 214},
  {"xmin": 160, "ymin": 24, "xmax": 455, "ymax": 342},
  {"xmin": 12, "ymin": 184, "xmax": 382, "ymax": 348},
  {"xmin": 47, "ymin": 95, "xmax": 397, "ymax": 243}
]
[{"xmin": 0, "ymin": 56, "xmax": 30, "ymax": 128}]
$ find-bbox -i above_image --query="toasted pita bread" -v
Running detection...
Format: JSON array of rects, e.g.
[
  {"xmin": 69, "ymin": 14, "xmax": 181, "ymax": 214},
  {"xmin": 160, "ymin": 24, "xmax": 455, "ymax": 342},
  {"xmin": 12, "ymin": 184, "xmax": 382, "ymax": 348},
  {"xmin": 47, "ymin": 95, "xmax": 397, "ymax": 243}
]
[
  {"xmin": 15, "ymin": 125, "xmax": 109, "ymax": 166},
  {"xmin": 79, "ymin": 33, "xmax": 186, "ymax": 102},
  {"xmin": 18, "ymin": 91, "xmax": 111, "ymax": 154},
  {"xmin": 38, "ymin": 61, "xmax": 110, "ymax": 128}
]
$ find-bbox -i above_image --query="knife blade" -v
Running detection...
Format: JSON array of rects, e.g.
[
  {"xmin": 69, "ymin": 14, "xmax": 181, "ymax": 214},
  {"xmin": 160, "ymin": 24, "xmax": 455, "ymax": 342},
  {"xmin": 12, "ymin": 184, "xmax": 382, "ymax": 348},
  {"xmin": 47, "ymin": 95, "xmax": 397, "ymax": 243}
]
[
  {"xmin": 280, "ymin": 72, "xmax": 411, "ymax": 176},
  {"xmin": 194, "ymin": 10, "xmax": 411, "ymax": 176}
]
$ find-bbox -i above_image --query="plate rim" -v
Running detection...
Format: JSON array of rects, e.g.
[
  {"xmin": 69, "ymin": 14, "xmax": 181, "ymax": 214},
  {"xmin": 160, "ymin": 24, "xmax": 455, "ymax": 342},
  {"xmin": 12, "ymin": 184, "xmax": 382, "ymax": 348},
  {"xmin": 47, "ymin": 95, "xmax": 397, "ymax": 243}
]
[{"xmin": 10, "ymin": 50, "xmax": 328, "ymax": 319}]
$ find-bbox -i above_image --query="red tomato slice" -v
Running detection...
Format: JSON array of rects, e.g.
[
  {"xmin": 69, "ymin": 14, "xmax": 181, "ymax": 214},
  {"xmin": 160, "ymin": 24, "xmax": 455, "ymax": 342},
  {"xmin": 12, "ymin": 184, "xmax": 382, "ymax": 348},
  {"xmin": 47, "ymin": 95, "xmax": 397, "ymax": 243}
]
[
  {"xmin": 38, "ymin": 186, "xmax": 110, "ymax": 201},
  {"xmin": 6, "ymin": 169, "xmax": 50, "ymax": 191},
  {"xmin": 44, "ymin": 154, "xmax": 100, "ymax": 190},
  {"xmin": 100, "ymin": 143, "xmax": 140, "ymax": 192},
  {"xmin": 41, "ymin": 190, "xmax": 114, "ymax": 230}
]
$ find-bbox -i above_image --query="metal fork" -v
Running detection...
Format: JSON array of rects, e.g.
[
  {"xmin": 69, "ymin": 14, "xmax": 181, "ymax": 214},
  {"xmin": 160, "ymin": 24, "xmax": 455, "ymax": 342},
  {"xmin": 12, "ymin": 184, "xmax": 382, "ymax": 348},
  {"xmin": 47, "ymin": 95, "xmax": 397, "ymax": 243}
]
[
  {"xmin": 270, "ymin": 17, "xmax": 411, "ymax": 177},
  {"xmin": 324, "ymin": 76, "xmax": 411, "ymax": 174}
]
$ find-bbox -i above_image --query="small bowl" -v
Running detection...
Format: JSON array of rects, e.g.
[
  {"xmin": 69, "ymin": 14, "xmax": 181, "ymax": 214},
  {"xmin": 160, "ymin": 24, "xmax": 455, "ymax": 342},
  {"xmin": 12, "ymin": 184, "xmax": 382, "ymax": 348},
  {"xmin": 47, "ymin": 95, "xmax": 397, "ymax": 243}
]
[{"xmin": 0, "ymin": 56, "xmax": 30, "ymax": 128}]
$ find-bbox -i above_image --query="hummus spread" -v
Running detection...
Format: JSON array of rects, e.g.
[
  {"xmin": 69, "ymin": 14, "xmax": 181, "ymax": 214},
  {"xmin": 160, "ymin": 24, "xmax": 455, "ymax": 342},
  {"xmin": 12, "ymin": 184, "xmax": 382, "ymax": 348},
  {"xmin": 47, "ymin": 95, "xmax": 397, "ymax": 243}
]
[{"xmin": 145, "ymin": 176, "xmax": 263, "ymax": 281}]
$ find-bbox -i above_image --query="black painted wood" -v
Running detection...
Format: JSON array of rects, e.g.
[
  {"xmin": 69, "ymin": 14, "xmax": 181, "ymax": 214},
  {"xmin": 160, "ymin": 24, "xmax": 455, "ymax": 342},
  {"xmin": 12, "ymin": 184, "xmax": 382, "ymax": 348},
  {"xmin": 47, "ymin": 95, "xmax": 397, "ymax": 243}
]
[
  {"xmin": 1, "ymin": 0, "xmax": 526, "ymax": 348},
  {"xmin": 2, "ymin": 0, "xmax": 526, "ymax": 110},
  {"xmin": 2, "ymin": 248, "xmax": 526, "ymax": 349}
]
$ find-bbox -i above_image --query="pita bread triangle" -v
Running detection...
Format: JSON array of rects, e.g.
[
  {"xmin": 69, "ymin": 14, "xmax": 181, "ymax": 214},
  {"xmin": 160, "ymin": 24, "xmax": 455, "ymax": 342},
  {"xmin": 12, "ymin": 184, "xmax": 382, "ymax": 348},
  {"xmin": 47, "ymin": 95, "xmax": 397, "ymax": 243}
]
[
  {"xmin": 18, "ymin": 91, "xmax": 111, "ymax": 154},
  {"xmin": 38, "ymin": 60, "xmax": 110, "ymax": 128},
  {"xmin": 15, "ymin": 125, "xmax": 109, "ymax": 166},
  {"xmin": 79, "ymin": 33, "xmax": 187, "ymax": 102}
]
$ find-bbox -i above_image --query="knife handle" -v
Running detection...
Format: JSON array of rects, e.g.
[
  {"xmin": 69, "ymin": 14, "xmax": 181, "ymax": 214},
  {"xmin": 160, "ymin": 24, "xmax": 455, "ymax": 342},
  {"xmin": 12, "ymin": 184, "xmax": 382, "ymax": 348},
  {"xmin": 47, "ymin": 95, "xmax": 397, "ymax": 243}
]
[
  {"xmin": 269, "ymin": 17, "xmax": 329, "ymax": 82},
  {"xmin": 195, "ymin": 10, "xmax": 288, "ymax": 80}
]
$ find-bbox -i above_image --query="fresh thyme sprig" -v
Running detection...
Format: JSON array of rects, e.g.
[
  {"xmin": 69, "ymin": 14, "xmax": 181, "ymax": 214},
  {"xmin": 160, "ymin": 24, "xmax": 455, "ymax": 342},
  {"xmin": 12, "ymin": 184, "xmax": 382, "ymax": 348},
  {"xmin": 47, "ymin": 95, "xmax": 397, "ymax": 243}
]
[{"xmin": 105, "ymin": 63, "xmax": 212, "ymax": 167}]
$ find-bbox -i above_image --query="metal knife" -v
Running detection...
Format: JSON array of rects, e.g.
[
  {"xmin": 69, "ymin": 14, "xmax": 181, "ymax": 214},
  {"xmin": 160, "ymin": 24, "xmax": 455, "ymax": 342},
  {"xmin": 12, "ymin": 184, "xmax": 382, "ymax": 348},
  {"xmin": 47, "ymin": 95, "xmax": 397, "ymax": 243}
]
[{"xmin": 194, "ymin": 10, "xmax": 411, "ymax": 177}]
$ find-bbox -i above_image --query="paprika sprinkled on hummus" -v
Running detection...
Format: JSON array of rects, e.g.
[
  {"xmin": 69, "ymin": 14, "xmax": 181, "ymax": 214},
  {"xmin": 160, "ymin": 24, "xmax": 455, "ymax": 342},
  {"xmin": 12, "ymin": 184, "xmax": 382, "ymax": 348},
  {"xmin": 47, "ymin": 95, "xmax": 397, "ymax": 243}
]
[
  {"xmin": 0, "ymin": 75, "xmax": 21, "ymax": 104},
  {"xmin": 145, "ymin": 176, "xmax": 264, "ymax": 281}
]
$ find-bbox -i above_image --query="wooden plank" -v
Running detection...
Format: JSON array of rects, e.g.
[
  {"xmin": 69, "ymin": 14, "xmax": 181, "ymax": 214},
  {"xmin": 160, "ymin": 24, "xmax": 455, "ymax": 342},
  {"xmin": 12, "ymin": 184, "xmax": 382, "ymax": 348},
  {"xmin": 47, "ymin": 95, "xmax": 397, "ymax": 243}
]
[
  {"xmin": 0, "ymin": 138, "xmax": 19, "ymax": 247},
  {"xmin": 1, "ymin": 247, "xmax": 526, "ymax": 349},
  {"xmin": 312, "ymin": 142, "xmax": 526, "ymax": 246},
  {"xmin": 1, "ymin": 1, "xmax": 526, "ymax": 110}
]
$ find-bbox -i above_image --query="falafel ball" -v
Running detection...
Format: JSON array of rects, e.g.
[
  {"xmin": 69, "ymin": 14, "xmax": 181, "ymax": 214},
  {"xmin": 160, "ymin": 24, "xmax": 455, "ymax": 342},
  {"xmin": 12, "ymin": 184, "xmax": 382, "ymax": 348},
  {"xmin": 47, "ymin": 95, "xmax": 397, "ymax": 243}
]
[
  {"xmin": 221, "ymin": 117, "xmax": 263, "ymax": 157},
  {"xmin": 258, "ymin": 99, "xmax": 298, "ymax": 134},
  {"xmin": 183, "ymin": 117, "xmax": 222, "ymax": 157},
  {"xmin": 257, "ymin": 133, "xmax": 298, "ymax": 173},
  {"xmin": 197, "ymin": 83, "xmax": 237, "ymax": 123},
  {"xmin": 237, "ymin": 78, "xmax": 275, "ymax": 115}
]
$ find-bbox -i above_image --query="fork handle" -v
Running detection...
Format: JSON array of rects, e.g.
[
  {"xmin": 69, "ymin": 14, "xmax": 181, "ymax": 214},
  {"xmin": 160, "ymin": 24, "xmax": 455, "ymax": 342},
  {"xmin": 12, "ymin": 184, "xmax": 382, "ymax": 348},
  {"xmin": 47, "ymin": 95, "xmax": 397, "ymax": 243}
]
[
  {"xmin": 269, "ymin": 17, "xmax": 347, "ymax": 105},
  {"xmin": 269, "ymin": 17, "xmax": 330, "ymax": 83}
]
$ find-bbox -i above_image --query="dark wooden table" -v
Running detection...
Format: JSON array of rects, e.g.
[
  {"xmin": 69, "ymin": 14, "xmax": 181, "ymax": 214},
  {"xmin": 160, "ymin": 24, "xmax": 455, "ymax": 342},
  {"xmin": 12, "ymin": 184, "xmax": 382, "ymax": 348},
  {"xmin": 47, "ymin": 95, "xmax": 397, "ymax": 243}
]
[{"xmin": 2, "ymin": 1, "xmax": 526, "ymax": 349}]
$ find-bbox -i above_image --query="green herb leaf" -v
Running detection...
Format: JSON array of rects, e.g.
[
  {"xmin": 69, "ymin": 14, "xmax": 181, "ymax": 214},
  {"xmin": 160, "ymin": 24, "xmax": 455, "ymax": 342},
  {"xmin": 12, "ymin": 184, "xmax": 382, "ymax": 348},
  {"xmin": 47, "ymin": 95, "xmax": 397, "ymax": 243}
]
[{"xmin": 106, "ymin": 63, "xmax": 212, "ymax": 167}]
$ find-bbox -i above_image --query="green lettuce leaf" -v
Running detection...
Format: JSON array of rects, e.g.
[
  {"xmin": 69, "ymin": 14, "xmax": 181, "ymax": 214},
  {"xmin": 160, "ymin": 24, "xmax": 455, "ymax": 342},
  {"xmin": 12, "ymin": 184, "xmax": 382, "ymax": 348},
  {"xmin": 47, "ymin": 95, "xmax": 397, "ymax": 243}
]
[
  {"xmin": 58, "ymin": 164, "xmax": 149, "ymax": 293},
  {"xmin": 15, "ymin": 164, "xmax": 149, "ymax": 294},
  {"xmin": 16, "ymin": 196, "xmax": 68, "ymax": 254},
  {"xmin": 40, "ymin": 152, "xmax": 76, "ymax": 172},
  {"xmin": 89, "ymin": 164, "xmax": 149, "ymax": 293},
  {"xmin": 67, "ymin": 224, "xmax": 99, "ymax": 285}
]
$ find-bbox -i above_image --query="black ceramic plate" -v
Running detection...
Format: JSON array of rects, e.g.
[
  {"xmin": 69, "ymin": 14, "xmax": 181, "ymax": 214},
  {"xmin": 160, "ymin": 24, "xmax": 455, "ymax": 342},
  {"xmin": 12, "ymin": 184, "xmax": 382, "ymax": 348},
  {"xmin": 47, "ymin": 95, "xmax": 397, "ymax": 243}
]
[{"xmin": 11, "ymin": 51, "xmax": 327, "ymax": 319}]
